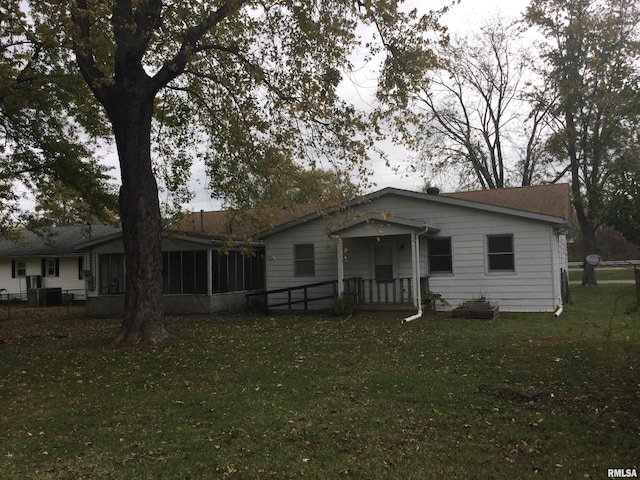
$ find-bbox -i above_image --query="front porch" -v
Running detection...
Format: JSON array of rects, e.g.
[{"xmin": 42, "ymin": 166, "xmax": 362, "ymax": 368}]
[{"xmin": 333, "ymin": 213, "xmax": 439, "ymax": 313}]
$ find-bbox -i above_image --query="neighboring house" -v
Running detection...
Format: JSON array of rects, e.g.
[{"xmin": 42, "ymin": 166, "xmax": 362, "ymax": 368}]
[
  {"xmin": 78, "ymin": 205, "xmax": 317, "ymax": 316},
  {"xmin": 257, "ymin": 184, "xmax": 572, "ymax": 316},
  {"xmin": 0, "ymin": 224, "xmax": 120, "ymax": 303}
]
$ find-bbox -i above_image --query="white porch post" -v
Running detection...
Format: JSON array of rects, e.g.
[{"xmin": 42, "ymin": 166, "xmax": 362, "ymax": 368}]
[
  {"xmin": 336, "ymin": 236, "xmax": 344, "ymax": 296},
  {"xmin": 403, "ymin": 231, "xmax": 424, "ymax": 324}
]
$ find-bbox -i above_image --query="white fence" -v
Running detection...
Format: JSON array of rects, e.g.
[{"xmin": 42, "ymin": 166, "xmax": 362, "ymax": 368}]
[{"xmin": 568, "ymin": 260, "xmax": 640, "ymax": 268}]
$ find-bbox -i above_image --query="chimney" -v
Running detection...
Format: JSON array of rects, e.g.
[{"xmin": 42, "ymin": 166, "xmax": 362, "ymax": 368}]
[
  {"xmin": 426, "ymin": 187, "xmax": 440, "ymax": 195},
  {"xmin": 200, "ymin": 209, "xmax": 205, "ymax": 233}
]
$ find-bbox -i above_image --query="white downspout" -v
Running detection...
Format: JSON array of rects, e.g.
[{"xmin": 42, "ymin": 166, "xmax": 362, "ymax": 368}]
[
  {"xmin": 551, "ymin": 229, "xmax": 563, "ymax": 318},
  {"xmin": 402, "ymin": 307, "xmax": 422, "ymax": 324},
  {"xmin": 403, "ymin": 227, "xmax": 428, "ymax": 324},
  {"xmin": 333, "ymin": 236, "xmax": 344, "ymax": 296}
]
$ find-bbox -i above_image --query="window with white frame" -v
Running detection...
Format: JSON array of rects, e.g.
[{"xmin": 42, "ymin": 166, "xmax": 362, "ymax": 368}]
[
  {"xmin": 16, "ymin": 260, "xmax": 26, "ymax": 277},
  {"xmin": 41, "ymin": 258, "xmax": 59, "ymax": 277},
  {"xmin": 46, "ymin": 259, "xmax": 56, "ymax": 276},
  {"xmin": 427, "ymin": 237, "xmax": 453, "ymax": 274},
  {"xmin": 487, "ymin": 234, "xmax": 515, "ymax": 272},
  {"xmin": 294, "ymin": 244, "xmax": 315, "ymax": 276}
]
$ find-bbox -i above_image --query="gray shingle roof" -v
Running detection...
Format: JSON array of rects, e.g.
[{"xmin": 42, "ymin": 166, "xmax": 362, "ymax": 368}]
[{"xmin": 0, "ymin": 224, "xmax": 121, "ymax": 258}]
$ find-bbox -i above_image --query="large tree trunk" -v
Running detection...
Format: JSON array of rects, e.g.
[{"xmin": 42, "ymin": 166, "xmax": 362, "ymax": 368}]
[
  {"xmin": 582, "ymin": 260, "xmax": 597, "ymax": 287},
  {"xmin": 579, "ymin": 219, "xmax": 598, "ymax": 287},
  {"xmin": 104, "ymin": 90, "xmax": 168, "ymax": 345}
]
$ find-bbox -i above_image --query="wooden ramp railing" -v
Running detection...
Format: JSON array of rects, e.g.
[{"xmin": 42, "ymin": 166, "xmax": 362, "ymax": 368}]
[{"xmin": 246, "ymin": 276, "xmax": 428, "ymax": 313}]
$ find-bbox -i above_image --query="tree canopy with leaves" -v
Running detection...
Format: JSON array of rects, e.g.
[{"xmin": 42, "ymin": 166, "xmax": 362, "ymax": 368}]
[
  {"xmin": 605, "ymin": 151, "xmax": 640, "ymax": 246},
  {"xmin": 237, "ymin": 166, "xmax": 360, "ymax": 207},
  {"xmin": 526, "ymin": 0, "xmax": 640, "ymax": 285},
  {"xmin": 25, "ymin": 180, "xmax": 119, "ymax": 228},
  {"xmin": 7, "ymin": 0, "xmax": 447, "ymax": 343},
  {"xmin": 0, "ymin": 1, "xmax": 118, "ymax": 230}
]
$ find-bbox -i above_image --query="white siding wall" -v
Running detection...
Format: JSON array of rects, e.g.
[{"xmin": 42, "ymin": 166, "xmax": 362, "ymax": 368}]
[
  {"xmin": 265, "ymin": 194, "xmax": 562, "ymax": 312},
  {"xmin": 265, "ymin": 219, "xmax": 339, "ymax": 309},
  {"xmin": 0, "ymin": 257, "xmax": 86, "ymax": 300},
  {"xmin": 380, "ymin": 196, "xmax": 557, "ymax": 312},
  {"xmin": 42, "ymin": 257, "xmax": 85, "ymax": 299},
  {"xmin": 0, "ymin": 259, "xmax": 35, "ymax": 296}
]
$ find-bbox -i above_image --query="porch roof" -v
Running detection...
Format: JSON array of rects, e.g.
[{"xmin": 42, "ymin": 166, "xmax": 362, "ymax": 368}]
[{"xmin": 331, "ymin": 213, "xmax": 440, "ymax": 238}]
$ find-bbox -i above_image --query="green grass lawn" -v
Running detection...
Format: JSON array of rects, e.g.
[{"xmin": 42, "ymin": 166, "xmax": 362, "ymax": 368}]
[{"xmin": 0, "ymin": 285, "xmax": 638, "ymax": 479}]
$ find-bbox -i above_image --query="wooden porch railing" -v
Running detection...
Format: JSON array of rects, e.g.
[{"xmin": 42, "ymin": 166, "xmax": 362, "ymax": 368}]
[{"xmin": 345, "ymin": 277, "xmax": 429, "ymax": 306}]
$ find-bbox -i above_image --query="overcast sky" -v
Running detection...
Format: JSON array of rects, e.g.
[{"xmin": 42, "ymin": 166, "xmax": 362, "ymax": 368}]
[{"xmin": 182, "ymin": 0, "xmax": 534, "ymax": 212}]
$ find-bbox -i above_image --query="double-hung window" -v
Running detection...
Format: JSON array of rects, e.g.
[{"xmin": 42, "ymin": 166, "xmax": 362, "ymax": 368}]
[
  {"xmin": 42, "ymin": 258, "xmax": 59, "ymax": 277},
  {"xmin": 487, "ymin": 234, "xmax": 515, "ymax": 272},
  {"xmin": 16, "ymin": 261, "xmax": 26, "ymax": 277},
  {"xmin": 294, "ymin": 244, "xmax": 315, "ymax": 276},
  {"xmin": 46, "ymin": 259, "xmax": 56, "ymax": 276},
  {"xmin": 427, "ymin": 237, "xmax": 453, "ymax": 274}
]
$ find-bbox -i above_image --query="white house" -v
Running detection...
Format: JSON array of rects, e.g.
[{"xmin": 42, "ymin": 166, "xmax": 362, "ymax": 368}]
[
  {"xmin": 0, "ymin": 224, "xmax": 119, "ymax": 304},
  {"xmin": 257, "ymin": 184, "xmax": 572, "ymax": 317}
]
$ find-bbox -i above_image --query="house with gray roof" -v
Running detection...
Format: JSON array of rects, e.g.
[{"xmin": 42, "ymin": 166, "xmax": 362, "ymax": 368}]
[{"xmin": 0, "ymin": 224, "xmax": 120, "ymax": 303}]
